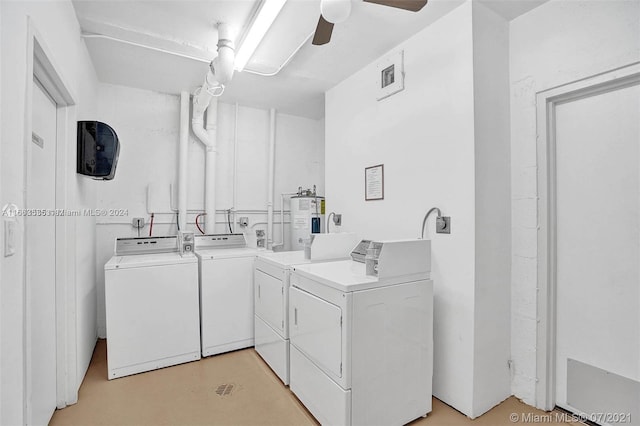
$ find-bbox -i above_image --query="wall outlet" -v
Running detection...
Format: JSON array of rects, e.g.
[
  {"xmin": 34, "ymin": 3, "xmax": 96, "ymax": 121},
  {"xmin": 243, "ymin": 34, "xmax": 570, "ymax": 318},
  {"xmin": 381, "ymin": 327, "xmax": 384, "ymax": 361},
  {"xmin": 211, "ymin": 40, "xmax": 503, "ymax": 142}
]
[
  {"xmin": 132, "ymin": 217, "xmax": 145, "ymax": 229},
  {"xmin": 238, "ymin": 217, "xmax": 249, "ymax": 227},
  {"xmin": 333, "ymin": 214, "xmax": 342, "ymax": 226},
  {"xmin": 436, "ymin": 216, "xmax": 451, "ymax": 234}
]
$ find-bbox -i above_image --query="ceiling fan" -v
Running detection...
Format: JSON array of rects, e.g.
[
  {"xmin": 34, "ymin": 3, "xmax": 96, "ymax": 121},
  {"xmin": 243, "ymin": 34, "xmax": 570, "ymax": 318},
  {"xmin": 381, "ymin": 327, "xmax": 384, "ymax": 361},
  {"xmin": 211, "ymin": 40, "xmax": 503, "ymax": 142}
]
[{"xmin": 312, "ymin": 0, "xmax": 428, "ymax": 46}]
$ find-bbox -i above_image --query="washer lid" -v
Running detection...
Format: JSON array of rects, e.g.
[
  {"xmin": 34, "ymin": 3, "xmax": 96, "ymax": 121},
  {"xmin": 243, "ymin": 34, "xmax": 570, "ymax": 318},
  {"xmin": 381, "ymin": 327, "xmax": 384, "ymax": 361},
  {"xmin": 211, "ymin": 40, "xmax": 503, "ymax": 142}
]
[{"xmin": 105, "ymin": 252, "xmax": 197, "ymax": 270}]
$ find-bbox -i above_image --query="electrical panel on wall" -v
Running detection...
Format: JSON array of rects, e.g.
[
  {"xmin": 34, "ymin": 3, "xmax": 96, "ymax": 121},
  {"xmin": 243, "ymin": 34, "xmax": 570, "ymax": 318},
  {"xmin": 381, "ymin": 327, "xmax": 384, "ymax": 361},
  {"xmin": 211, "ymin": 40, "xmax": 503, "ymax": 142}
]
[{"xmin": 77, "ymin": 121, "xmax": 120, "ymax": 180}]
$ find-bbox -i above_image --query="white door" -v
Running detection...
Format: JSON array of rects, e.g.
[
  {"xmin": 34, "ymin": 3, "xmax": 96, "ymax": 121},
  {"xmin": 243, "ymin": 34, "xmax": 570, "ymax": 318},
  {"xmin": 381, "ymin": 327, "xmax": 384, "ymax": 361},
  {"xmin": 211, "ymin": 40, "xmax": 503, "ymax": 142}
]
[
  {"xmin": 254, "ymin": 269, "xmax": 285, "ymax": 335},
  {"xmin": 26, "ymin": 79, "xmax": 57, "ymax": 425},
  {"xmin": 554, "ymin": 83, "xmax": 640, "ymax": 421},
  {"xmin": 289, "ymin": 286, "xmax": 343, "ymax": 379}
]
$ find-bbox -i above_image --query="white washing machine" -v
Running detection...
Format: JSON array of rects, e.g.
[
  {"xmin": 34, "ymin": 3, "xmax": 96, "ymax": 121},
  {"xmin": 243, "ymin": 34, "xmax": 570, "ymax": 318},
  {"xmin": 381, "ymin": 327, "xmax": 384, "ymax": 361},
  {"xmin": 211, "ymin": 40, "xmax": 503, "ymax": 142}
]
[
  {"xmin": 289, "ymin": 239, "xmax": 433, "ymax": 426},
  {"xmin": 254, "ymin": 233, "xmax": 360, "ymax": 385},
  {"xmin": 195, "ymin": 234, "xmax": 263, "ymax": 357},
  {"xmin": 104, "ymin": 236, "xmax": 201, "ymax": 380}
]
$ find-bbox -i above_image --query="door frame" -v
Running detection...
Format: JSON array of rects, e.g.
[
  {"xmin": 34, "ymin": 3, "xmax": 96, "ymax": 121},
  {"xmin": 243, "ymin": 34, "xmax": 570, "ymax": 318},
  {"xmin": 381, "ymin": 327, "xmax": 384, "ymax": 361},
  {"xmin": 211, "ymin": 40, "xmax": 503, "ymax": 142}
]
[
  {"xmin": 535, "ymin": 62, "xmax": 640, "ymax": 411},
  {"xmin": 23, "ymin": 18, "xmax": 78, "ymax": 420}
]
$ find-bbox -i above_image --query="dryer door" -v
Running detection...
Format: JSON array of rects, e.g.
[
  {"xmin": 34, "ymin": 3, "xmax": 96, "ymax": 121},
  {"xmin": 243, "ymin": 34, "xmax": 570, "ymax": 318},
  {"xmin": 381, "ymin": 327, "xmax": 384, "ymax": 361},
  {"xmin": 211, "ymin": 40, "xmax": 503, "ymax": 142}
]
[
  {"xmin": 254, "ymin": 269, "xmax": 285, "ymax": 336},
  {"xmin": 289, "ymin": 286, "xmax": 343, "ymax": 380}
]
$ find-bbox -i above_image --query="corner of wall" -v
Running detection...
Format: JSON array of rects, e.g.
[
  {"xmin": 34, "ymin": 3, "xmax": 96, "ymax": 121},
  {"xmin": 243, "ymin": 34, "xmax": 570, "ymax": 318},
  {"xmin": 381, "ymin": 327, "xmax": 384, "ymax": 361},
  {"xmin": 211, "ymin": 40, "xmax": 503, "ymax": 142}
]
[
  {"xmin": 326, "ymin": 0, "xmax": 479, "ymax": 418},
  {"xmin": 470, "ymin": 0, "xmax": 512, "ymax": 417}
]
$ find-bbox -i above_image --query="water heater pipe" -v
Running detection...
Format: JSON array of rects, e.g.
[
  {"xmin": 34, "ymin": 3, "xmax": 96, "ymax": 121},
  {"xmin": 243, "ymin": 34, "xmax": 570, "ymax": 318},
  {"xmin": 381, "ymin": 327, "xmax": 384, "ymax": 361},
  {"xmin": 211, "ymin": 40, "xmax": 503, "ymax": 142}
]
[
  {"xmin": 178, "ymin": 91, "xmax": 189, "ymax": 231},
  {"xmin": 267, "ymin": 109, "xmax": 276, "ymax": 248}
]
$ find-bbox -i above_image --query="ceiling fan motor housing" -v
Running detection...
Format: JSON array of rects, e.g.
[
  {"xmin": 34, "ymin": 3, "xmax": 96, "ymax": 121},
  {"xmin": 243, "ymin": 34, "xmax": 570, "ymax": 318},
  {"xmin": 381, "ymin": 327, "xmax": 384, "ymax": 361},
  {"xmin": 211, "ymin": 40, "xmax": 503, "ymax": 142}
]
[{"xmin": 321, "ymin": 0, "xmax": 352, "ymax": 24}]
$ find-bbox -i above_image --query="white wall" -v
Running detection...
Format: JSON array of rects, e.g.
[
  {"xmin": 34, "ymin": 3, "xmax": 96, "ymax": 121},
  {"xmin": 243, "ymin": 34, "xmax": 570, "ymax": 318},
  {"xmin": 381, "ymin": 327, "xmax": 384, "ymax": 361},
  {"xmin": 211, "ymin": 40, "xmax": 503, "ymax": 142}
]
[
  {"xmin": 0, "ymin": 0, "xmax": 98, "ymax": 423},
  {"xmin": 326, "ymin": 1, "xmax": 513, "ymax": 418},
  {"xmin": 74, "ymin": 65, "xmax": 99, "ymax": 394},
  {"xmin": 94, "ymin": 83, "xmax": 324, "ymax": 337},
  {"xmin": 0, "ymin": 1, "xmax": 3, "ymax": 421},
  {"xmin": 509, "ymin": 0, "xmax": 640, "ymax": 406},
  {"xmin": 471, "ymin": 1, "xmax": 511, "ymax": 417},
  {"xmin": 327, "ymin": 2, "xmax": 478, "ymax": 416}
]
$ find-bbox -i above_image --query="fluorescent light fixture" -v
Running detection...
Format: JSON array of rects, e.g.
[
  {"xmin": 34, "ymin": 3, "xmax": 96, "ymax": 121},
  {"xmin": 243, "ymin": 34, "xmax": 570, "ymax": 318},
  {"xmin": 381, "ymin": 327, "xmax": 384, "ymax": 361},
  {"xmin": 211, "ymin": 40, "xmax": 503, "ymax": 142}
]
[{"xmin": 235, "ymin": 0, "xmax": 287, "ymax": 71}]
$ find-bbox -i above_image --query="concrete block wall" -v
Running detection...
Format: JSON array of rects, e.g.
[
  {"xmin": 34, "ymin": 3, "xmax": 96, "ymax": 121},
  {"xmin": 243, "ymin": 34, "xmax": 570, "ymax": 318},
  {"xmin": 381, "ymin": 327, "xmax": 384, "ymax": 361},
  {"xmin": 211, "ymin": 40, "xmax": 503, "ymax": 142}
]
[{"xmin": 508, "ymin": 0, "xmax": 640, "ymax": 406}]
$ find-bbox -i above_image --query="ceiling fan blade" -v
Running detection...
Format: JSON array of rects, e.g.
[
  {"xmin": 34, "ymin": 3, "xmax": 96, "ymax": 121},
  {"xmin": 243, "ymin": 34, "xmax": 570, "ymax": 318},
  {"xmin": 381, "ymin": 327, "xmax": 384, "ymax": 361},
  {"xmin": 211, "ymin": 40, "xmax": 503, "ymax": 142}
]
[
  {"xmin": 312, "ymin": 15, "xmax": 334, "ymax": 46},
  {"xmin": 363, "ymin": 0, "xmax": 428, "ymax": 12}
]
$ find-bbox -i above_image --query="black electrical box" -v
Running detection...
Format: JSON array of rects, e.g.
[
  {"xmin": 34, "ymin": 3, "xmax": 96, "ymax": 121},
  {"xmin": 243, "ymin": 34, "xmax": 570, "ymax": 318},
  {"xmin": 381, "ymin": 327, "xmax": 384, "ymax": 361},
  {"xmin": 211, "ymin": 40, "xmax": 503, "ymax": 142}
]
[{"xmin": 77, "ymin": 121, "xmax": 120, "ymax": 180}]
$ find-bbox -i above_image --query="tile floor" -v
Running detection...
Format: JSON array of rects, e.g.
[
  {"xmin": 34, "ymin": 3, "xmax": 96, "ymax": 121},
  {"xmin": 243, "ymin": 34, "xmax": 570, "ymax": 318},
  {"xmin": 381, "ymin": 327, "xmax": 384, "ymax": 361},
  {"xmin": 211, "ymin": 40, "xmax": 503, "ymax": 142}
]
[{"xmin": 50, "ymin": 340, "xmax": 582, "ymax": 426}]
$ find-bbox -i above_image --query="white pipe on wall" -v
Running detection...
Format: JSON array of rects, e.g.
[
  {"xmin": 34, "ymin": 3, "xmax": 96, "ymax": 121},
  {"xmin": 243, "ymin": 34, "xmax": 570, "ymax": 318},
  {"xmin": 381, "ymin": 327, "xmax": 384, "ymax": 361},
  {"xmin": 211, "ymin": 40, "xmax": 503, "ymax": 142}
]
[
  {"xmin": 233, "ymin": 102, "xmax": 239, "ymax": 233},
  {"xmin": 267, "ymin": 108, "xmax": 276, "ymax": 248},
  {"xmin": 191, "ymin": 71, "xmax": 218, "ymax": 150},
  {"xmin": 204, "ymin": 99, "xmax": 218, "ymax": 234},
  {"xmin": 271, "ymin": 192, "xmax": 296, "ymax": 250},
  {"xmin": 178, "ymin": 91, "xmax": 189, "ymax": 231},
  {"xmin": 191, "ymin": 78, "xmax": 214, "ymax": 233},
  {"xmin": 212, "ymin": 23, "xmax": 234, "ymax": 84},
  {"xmin": 190, "ymin": 23, "xmax": 234, "ymax": 235}
]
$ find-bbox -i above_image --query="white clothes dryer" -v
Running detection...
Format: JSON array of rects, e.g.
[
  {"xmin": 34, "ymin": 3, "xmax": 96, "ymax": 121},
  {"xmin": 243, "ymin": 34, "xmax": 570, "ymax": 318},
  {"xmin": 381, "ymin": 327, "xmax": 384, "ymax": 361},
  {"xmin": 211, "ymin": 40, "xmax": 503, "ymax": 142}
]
[
  {"xmin": 289, "ymin": 239, "xmax": 433, "ymax": 426},
  {"xmin": 254, "ymin": 232, "xmax": 360, "ymax": 385}
]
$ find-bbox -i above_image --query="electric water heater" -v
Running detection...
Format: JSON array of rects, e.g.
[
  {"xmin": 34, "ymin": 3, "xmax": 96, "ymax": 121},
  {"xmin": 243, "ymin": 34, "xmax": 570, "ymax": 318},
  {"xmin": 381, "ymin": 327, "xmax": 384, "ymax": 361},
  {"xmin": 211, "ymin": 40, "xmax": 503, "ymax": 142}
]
[
  {"xmin": 289, "ymin": 194, "xmax": 325, "ymax": 250},
  {"xmin": 77, "ymin": 121, "xmax": 120, "ymax": 180}
]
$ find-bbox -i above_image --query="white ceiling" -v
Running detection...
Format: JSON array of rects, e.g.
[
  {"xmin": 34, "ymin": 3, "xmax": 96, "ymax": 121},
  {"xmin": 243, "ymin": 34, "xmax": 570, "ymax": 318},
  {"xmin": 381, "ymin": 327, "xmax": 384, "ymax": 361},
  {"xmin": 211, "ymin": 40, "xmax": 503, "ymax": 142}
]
[
  {"xmin": 73, "ymin": 0, "xmax": 548, "ymax": 119},
  {"xmin": 478, "ymin": 0, "xmax": 549, "ymax": 20}
]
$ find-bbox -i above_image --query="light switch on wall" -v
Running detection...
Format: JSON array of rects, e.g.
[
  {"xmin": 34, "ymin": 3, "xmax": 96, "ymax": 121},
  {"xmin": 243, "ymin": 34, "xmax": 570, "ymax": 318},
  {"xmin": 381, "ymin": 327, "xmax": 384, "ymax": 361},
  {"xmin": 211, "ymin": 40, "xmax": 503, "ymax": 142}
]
[{"xmin": 4, "ymin": 219, "xmax": 17, "ymax": 257}]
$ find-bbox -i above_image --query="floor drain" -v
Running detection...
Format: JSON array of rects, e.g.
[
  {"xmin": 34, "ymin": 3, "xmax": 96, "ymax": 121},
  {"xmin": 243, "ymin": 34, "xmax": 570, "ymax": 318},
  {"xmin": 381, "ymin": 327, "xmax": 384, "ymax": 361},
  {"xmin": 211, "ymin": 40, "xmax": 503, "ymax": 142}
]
[{"xmin": 215, "ymin": 384, "xmax": 234, "ymax": 397}]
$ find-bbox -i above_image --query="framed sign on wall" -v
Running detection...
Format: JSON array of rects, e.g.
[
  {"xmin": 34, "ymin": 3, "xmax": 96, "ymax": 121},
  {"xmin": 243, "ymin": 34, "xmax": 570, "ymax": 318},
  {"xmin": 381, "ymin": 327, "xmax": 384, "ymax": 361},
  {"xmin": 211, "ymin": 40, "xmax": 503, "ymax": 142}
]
[{"xmin": 365, "ymin": 164, "xmax": 384, "ymax": 201}]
